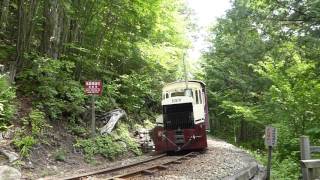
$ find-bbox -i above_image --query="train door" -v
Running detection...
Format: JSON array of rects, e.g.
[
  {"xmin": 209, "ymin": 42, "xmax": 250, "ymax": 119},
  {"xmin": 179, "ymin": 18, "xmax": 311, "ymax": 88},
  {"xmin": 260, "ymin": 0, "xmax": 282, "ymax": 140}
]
[{"xmin": 193, "ymin": 88, "xmax": 205, "ymax": 123}]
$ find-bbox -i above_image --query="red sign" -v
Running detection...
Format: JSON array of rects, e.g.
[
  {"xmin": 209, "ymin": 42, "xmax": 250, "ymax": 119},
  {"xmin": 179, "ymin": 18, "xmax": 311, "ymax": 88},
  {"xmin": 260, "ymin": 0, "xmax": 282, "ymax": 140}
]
[{"xmin": 85, "ymin": 80, "xmax": 103, "ymax": 95}]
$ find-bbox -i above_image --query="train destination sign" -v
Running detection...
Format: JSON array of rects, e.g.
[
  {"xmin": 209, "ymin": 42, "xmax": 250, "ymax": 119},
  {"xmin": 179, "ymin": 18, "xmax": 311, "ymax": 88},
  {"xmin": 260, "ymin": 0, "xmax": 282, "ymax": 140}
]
[
  {"xmin": 265, "ymin": 126, "xmax": 277, "ymax": 147},
  {"xmin": 85, "ymin": 80, "xmax": 103, "ymax": 95}
]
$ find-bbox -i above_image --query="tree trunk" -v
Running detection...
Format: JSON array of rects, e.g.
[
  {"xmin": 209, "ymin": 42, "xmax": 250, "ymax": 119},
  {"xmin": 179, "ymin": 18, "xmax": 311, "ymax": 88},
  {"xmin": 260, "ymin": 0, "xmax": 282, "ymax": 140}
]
[
  {"xmin": 239, "ymin": 119, "xmax": 245, "ymax": 141},
  {"xmin": 12, "ymin": 0, "xmax": 39, "ymax": 81},
  {"xmin": 14, "ymin": 0, "xmax": 26, "ymax": 75},
  {"xmin": 41, "ymin": 0, "xmax": 62, "ymax": 59},
  {"xmin": 24, "ymin": 0, "xmax": 39, "ymax": 52},
  {"xmin": 0, "ymin": 0, "xmax": 10, "ymax": 31},
  {"xmin": 61, "ymin": 10, "xmax": 70, "ymax": 54}
]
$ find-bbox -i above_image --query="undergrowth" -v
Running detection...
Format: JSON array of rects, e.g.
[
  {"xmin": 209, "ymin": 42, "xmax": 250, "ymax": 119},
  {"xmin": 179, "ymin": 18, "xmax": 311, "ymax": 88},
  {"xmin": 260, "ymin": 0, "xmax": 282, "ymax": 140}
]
[
  {"xmin": 13, "ymin": 135, "xmax": 37, "ymax": 157},
  {"xmin": 248, "ymin": 149, "xmax": 300, "ymax": 180},
  {"xmin": 13, "ymin": 108, "xmax": 50, "ymax": 157},
  {"xmin": 75, "ymin": 123, "xmax": 141, "ymax": 162},
  {"xmin": 0, "ymin": 74, "xmax": 16, "ymax": 130}
]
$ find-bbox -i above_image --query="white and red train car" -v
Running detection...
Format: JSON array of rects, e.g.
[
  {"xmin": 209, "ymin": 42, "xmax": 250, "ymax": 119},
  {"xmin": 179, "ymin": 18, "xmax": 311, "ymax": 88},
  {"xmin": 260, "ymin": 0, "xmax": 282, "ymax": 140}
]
[{"xmin": 153, "ymin": 80, "xmax": 210, "ymax": 152}]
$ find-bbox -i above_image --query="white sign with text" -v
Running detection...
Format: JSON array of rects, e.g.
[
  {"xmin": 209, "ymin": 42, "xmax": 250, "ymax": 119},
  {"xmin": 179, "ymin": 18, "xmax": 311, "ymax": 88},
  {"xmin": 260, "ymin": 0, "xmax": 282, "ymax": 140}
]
[{"xmin": 265, "ymin": 126, "xmax": 277, "ymax": 147}]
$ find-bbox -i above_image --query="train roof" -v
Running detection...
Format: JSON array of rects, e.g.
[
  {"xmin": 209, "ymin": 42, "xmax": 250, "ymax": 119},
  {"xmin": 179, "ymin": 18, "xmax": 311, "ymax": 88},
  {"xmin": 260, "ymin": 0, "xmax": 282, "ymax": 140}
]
[{"xmin": 164, "ymin": 80, "xmax": 206, "ymax": 87}]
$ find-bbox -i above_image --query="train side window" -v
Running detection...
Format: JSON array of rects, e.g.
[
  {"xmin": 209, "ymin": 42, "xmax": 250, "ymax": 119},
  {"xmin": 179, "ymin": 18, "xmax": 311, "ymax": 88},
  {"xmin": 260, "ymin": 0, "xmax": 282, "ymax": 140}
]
[
  {"xmin": 195, "ymin": 90, "xmax": 199, "ymax": 104},
  {"xmin": 165, "ymin": 93, "xmax": 169, "ymax": 99},
  {"xmin": 199, "ymin": 90, "xmax": 202, "ymax": 104}
]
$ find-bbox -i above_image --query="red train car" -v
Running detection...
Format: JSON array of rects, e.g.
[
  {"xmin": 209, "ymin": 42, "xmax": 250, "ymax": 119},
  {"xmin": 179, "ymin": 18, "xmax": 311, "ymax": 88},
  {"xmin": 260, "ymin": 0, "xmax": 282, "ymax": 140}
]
[{"xmin": 153, "ymin": 80, "xmax": 210, "ymax": 152}]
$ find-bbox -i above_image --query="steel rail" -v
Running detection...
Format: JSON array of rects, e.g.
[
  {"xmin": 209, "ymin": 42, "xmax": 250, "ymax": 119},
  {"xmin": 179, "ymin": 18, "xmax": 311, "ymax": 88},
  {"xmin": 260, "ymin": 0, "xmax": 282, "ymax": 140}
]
[
  {"xmin": 59, "ymin": 153, "xmax": 166, "ymax": 180},
  {"xmin": 106, "ymin": 152, "xmax": 198, "ymax": 179}
]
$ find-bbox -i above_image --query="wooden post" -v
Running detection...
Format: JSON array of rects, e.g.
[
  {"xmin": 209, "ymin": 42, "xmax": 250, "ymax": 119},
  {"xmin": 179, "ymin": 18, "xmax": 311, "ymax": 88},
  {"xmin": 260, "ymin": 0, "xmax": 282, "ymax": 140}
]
[
  {"xmin": 266, "ymin": 146, "xmax": 272, "ymax": 180},
  {"xmin": 300, "ymin": 136, "xmax": 311, "ymax": 180},
  {"xmin": 91, "ymin": 95, "xmax": 96, "ymax": 137}
]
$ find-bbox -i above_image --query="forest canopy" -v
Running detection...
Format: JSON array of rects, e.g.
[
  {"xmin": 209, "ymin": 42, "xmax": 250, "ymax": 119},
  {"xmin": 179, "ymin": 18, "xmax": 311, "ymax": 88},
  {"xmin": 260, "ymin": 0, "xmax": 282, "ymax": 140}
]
[
  {"xmin": 0, "ymin": 0, "xmax": 192, "ymax": 160},
  {"xmin": 0, "ymin": 0, "xmax": 191, "ymax": 124},
  {"xmin": 203, "ymin": 0, "xmax": 320, "ymax": 179}
]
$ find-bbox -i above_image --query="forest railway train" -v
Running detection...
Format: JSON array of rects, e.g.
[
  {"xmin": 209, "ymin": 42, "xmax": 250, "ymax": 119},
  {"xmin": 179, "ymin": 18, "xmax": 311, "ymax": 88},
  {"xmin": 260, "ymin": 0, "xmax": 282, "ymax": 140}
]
[{"xmin": 153, "ymin": 80, "xmax": 209, "ymax": 152}]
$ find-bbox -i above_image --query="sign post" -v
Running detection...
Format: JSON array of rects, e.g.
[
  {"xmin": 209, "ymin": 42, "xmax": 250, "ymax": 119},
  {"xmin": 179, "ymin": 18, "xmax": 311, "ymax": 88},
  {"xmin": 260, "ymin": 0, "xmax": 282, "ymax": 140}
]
[
  {"xmin": 265, "ymin": 125, "xmax": 277, "ymax": 180},
  {"xmin": 85, "ymin": 80, "xmax": 103, "ymax": 137},
  {"xmin": 91, "ymin": 95, "xmax": 95, "ymax": 137}
]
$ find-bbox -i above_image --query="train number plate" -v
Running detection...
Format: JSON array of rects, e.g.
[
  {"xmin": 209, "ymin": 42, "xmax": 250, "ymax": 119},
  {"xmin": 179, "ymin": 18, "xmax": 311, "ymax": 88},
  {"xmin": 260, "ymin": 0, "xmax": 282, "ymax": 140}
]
[{"xmin": 172, "ymin": 99, "xmax": 182, "ymax": 103}]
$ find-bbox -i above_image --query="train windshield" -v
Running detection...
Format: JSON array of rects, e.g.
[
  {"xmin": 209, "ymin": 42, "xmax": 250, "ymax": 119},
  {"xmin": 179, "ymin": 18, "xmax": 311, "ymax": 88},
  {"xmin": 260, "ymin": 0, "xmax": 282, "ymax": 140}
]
[
  {"xmin": 171, "ymin": 91, "xmax": 184, "ymax": 97},
  {"xmin": 170, "ymin": 89, "xmax": 193, "ymax": 98},
  {"xmin": 184, "ymin": 89, "xmax": 193, "ymax": 97}
]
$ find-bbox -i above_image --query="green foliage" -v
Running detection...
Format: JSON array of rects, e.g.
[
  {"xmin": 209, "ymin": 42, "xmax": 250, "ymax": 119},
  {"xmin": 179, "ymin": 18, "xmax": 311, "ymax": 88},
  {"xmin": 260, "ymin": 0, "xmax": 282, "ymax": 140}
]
[
  {"xmin": 29, "ymin": 109, "xmax": 46, "ymax": 136},
  {"xmin": 75, "ymin": 136, "xmax": 123, "ymax": 161},
  {"xmin": 21, "ymin": 108, "xmax": 51, "ymax": 136},
  {"xmin": 116, "ymin": 124, "xmax": 142, "ymax": 156},
  {"xmin": 54, "ymin": 149, "xmax": 67, "ymax": 162},
  {"xmin": 271, "ymin": 157, "xmax": 300, "ymax": 180},
  {"xmin": 0, "ymin": 75, "xmax": 16, "ymax": 128},
  {"xmin": 249, "ymin": 149, "xmax": 300, "ymax": 180},
  {"xmin": 117, "ymin": 73, "xmax": 160, "ymax": 114},
  {"xmin": 75, "ymin": 124, "xmax": 141, "ymax": 161},
  {"xmin": 203, "ymin": 0, "xmax": 320, "ymax": 178},
  {"xmin": 68, "ymin": 123, "xmax": 88, "ymax": 137},
  {"xmin": 18, "ymin": 57, "xmax": 86, "ymax": 121},
  {"xmin": 0, "ymin": 44, "xmax": 15, "ymax": 62},
  {"xmin": 13, "ymin": 135, "xmax": 37, "ymax": 157},
  {"xmin": 13, "ymin": 109, "xmax": 49, "ymax": 157},
  {"xmin": 2, "ymin": 0, "xmax": 191, "ymax": 163},
  {"xmin": 9, "ymin": 0, "xmax": 190, "ymax": 126}
]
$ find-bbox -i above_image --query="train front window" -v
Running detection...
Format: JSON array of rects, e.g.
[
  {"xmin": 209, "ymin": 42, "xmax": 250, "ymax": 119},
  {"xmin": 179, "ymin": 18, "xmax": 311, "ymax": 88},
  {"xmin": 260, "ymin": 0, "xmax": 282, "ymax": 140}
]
[
  {"xmin": 171, "ymin": 91, "xmax": 185, "ymax": 97},
  {"xmin": 184, "ymin": 89, "xmax": 193, "ymax": 97}
]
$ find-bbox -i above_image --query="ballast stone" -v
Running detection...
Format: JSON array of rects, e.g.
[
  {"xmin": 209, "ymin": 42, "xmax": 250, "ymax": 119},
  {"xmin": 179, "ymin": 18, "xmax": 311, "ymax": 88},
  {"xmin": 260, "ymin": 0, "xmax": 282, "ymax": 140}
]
[{"xmin": 0, "ymin": 165, "xmax": 21, "ymax": 180}]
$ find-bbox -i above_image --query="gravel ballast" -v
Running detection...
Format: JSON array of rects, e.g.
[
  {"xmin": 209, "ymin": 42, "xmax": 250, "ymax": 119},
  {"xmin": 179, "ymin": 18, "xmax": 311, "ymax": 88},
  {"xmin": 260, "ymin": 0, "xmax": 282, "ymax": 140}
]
[
  {"xmin": 141, "ymin": 137, "xmax": 260, "ymax": 179},
  {"xmin": 45, "ymin": 137, "xmax": 261, "ymax": 180}
]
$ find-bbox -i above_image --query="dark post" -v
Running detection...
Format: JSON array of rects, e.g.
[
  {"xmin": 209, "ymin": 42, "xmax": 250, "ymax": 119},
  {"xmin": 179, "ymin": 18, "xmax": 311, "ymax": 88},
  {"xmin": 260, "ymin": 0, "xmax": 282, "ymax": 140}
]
[
  {"xmin": 266, "ymin": 146, "xmax": 272, "ymax": 180},
  {"xmin": 91, "ymin": 95, "xmax": 96, "ymax": 137}
]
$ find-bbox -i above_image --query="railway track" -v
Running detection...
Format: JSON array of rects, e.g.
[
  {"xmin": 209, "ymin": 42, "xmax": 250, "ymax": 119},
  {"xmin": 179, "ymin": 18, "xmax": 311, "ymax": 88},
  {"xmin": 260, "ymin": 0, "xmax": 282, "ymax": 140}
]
[{"xmin": 59, "ymin": 152, "xmax": 198, "ymax": 180}]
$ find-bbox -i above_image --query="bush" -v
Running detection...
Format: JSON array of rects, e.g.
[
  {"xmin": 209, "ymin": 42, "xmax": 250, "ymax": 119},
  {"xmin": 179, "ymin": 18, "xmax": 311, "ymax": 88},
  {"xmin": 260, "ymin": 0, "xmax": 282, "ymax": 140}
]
[
  {"xmin": 17, "ymin": 57, "xmax": 85, "ymax": 121},
  {"xmin": 13, "ymin": 109, "xmax": 48, "ymax": 157},
  {"xmin": 13, "ymin": 135, "xmax": 37, "ymax": 157},
  {"xmin": 0, "ymin": 74, "xmax": 16, "ymax": 128},
  {"xmin": 249, "ymin": 149, "xmax": 300, "ymax": 179},
  {"xmin": 116, "ymin": 124, "xmax": 142, "ymax": 155},
  {"xmin": 68, "ymin": 123, "xmax": 88, "ymax": 137},
  {"xmin": 74, "ymin": 124, "xmax": 141, "ymax": 161},
  {"xmin": 29, "ymin": 109, "xmax": 47, "ymax": 136},
  {"xmin": 74, "ymin": 136, "xmax": 124, "ymax": 161},
  {"xmin": 54, "ymin": 149, "xmax": 67, "ymax": 161},
  {"xmin": 272, "ymin": 156, "xmax": 300, "ymax": 179}
]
